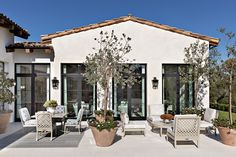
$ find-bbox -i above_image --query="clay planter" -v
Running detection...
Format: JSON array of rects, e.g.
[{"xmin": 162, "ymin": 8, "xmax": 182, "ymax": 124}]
[
  {"xmin": 0, "ymin": 111, "xmax": 12, "ymax": 134},
  {"xmin": 218, "ymin": 127, "xmax": 236, "ymax": 146},
  {"xmin": 90, "ymin": 126, "xmax": 118, "ymax": 147}
]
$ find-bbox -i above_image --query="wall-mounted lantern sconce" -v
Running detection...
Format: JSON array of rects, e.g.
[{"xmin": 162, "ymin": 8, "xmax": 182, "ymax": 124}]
[
  {"xmin": 152, "ymin": 77, "xmax": 159, "ymax": 89},
  {"xmin": 52, "ymin": 77, "xmax": 59, "ymax": 89}
]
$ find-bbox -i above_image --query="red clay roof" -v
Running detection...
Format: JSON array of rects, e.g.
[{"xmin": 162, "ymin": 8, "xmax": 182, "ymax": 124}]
[
  {"xmin": 41, "ymin": 16, "xmax": 219, "ymax": 46},
  {"xmin": 0, "ymin": 13, "xmax": 30, "ymax": 39},
  {"xmin": 6, "ymin": 42, "xmax": 53, "ymax": 53}
]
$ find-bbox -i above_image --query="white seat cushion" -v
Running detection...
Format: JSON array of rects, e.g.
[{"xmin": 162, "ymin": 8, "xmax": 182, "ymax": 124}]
[
  {"xmin": 204, "ymin": 108, "xmax": 217, "ymax": 123},
  {"xmin": 147, "ymin": 115, "xmax": 162, "ymax": 122},
  {"xmin": 200, "ymin": 120, "xmax": 213, "ymax": 128},
  {"xmin": 24, "ymin": 119, "xmax": 36, "ymax": 126},
  {"xmin": 65, "ymin": 119, "xmax": 78, "ymax": 125},
  {"xmin": 149, "ymin": 104, "xmax": 164, "ymax": 116},
  {"xmin": 124, "ymin": 123, "xmax": 146, "ymax": 129}
]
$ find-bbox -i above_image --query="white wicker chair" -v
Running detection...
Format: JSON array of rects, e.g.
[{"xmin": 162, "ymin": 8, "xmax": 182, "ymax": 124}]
[
  {"xmin": 167, "ymin": 115, "xmax": 200, "ymax": 148},
  {"xmin": 147, "ymin": 104, "xmax": 164, "ymax": 130},
  {"xmin": 64, "ymin": 108, "xmax": 84, "ymax": 133},
  {"xmin": 200, "ymin": 108, "xmax": 218, "ymax": 135},
  {"xmin": 120, "ymin": 113, "xmax": 146, "ymax": 136},
  {"xmin": 36, "ymin": 111, "xmax": 53, "ymax": 141},
  {"xmin": 18, "ymin": 107, "xmax": 36, "ymax": 128}
]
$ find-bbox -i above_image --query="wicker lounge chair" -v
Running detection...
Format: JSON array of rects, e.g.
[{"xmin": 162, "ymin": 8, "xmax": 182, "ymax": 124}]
[{"xmin": 167, "ymin": 115, "xmax": 200, "ymax": 148}]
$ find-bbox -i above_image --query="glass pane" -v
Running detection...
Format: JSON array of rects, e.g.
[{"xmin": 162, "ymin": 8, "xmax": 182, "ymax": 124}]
[
  {"xmin": 62, "ymin": 64, "xmax": 95, "ymax": 118},
  {"xmin": 163, "ymin": 77, "xmax": 177, "ymax": 114},
  {"xmin": 34, "ymin": 65, "xmax": 50, "ymax": 74},
  {"xmin": 35, "ymin": 76, "xmax": 50, "ymax": 112},
  {"xmin": 130, "ymin": 77, "xmax": 145, "ymax": 118},
  {"xmin": 16, "ymin": 64, "xmax": 32, "ymax": 73},
  {"xmin": 16, "ymin": 77, "xmax": 32, "ymax": 118},
  {"xmin": 163, "ymin": 65, "xmax": 177, "ymax": 74}
]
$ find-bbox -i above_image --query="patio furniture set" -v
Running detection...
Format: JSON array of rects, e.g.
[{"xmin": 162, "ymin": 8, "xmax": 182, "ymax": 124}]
[
  {"xmin": 18, "ymin": 104, "xmax": 218, "ymax": 147},
  {"xmin": 18, "ymin": 105, "xmax": 84, "ymax": 141}
]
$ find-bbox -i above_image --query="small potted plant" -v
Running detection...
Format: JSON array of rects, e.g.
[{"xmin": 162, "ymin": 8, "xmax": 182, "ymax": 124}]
[
  {"xmin": 43, "ymin": 100, "xmax": 58, "ymax": 113},
  {"xmin": 0, "ymin": 72, "xmax": 15, "ymax": 133}
]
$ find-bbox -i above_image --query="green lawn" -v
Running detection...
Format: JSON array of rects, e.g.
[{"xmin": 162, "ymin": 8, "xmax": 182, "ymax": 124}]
[{"xmin": 218, "ymin": 111, "xmax": 236, "ymax": 121}]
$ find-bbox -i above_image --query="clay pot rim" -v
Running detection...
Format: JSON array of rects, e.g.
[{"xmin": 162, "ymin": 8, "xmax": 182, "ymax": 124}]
[{"xmin": 0, "ymin": 110, "xmax": 13, "ymax": 113}]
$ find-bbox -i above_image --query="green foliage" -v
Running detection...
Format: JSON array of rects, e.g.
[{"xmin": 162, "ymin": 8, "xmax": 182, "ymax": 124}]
[
  {"xmin": 218, "ymin": 110, "xmax": 236, "ymax": 121},
  {"xmin": 210, "ymin": 103, "xmax": 236, "ymax": 113},
  {"xmin": 95, "ymin": 109, "xmax": 114, "ymax": 117},
  {"xmin": 212, "ymin": 118, "xmax": 236, "ymax": 129},
  {"xmin": 43, "ymin": 100, "xmax": 58, "ymax": 108},
  {"xmin": 88, "ymin": 118, "xmax": 118, "ymax": 131},
  {"xmin": 84, "ymin": 30, "xmax": 139, "ymax": 113},
  {"xmin": 181, "ymin": 107, "xmax": 205, "ymax": 117},
  {"xmin": 182, "ymin": 40, "xmax": 210, "ymax": 107},
  {"xmin": 0, "ymin": 72, "xmax": 15, "ymax": 111}
]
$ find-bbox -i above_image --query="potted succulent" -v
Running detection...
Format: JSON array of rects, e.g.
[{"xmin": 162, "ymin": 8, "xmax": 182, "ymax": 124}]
[
  {"xmin": 85, "ymin": 30, "xmax": 138, "ymax": 147},
  {"xmin": 0, "ymin": 72, "xmax": 15, "ymax": 134},
  {"xmin": 43, "ymin": 100, "xmax": 58, "ymax": 113}
]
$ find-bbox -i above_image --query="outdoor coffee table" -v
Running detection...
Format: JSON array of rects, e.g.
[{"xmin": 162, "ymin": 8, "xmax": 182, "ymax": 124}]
[{"xmin": 151, "ymin": 121, "xmax": 173, "ymax": 137}]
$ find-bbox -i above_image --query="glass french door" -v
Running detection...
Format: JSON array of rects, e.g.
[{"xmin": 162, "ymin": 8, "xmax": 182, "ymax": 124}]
[
  {"xmin": 113, "ymin": 64, "xmax": 146, "ymax": 120},
  {"xmin": 15, "ymin": 64, "xmax": 50, "ymax": 121},
  {"xmin": 61, "ymin": 64, "xmax": 96, "ymax": 118},
  {"xmin": 162, "ymin": 64, "xmax": 193, "ymax": 114}
]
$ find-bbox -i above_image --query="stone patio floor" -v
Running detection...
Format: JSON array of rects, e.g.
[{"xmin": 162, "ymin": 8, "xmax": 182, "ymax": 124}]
[{"xmin": 0, "ymin": 122, "xmax": 236, "ymax": 157}]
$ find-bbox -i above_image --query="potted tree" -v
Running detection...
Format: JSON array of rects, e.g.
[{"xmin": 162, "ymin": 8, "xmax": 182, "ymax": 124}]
[
  {"xmin": 85, "ymin": 30, "xmax": 138, "ymax": 147},
  {"xmin": 43, "ymin": 100, "xmax": 58, "ymax": 113},
  {"xmin": 0, "ymin": 72, "xmax": 15, "ymax": 134},
  {"xmin": 212, "ymin": 28, "xmax": 236, "ymax": 146}
]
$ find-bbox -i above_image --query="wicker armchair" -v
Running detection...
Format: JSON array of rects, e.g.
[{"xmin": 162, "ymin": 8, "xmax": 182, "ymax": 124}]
[
  {"xmin": 19, "ymin": 107, "xmax": 36, "ymax": 128},
  {"xmin": 36, "ymin": 111, "xmax": 53, "ymax": 141},
  {"xmin": 167, "ymin": 115, "xmax": 200, "ymax": 148},
  {"xmin": 64, "ymin": 108, "xmax": 84, "ymax": 133}
]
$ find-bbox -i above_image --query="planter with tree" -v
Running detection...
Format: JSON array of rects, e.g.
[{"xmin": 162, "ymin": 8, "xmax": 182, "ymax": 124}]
[
  {"xmin": 212, "ymin": 29, "xmax": 236, "ymax": 146},
  {"xmin": 85, "ymin": 30, "xmax": 138, "ymax": 147},
  {"xmin": 0, "ymin": 72, "xmax": 15, "ymax": 134}
]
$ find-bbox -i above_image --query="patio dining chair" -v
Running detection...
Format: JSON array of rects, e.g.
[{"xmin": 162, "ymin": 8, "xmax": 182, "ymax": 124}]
[
  {"xmin": 167, "ymin": 115, "xmax": 200, "ymax": 148},
  {"xmin": 64, "ymin": 108, "xmax": 84, "ymax": 133},
  {"xmin": 36, "ymin": 111, "xmax": 54, "ymax": 141},
  {"xmin": 18, "ymin": 107, "xmax": 36, "ymax": 128},
  {"xmin": 200, "ymin": 108, "xmax": 218, "ymax": 135}
]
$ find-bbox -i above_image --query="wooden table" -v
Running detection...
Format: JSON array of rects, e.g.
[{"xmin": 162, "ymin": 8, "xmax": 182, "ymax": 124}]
[{"xmin": 151, "ymin": 121, "xmax": 173, "ymax": 137}]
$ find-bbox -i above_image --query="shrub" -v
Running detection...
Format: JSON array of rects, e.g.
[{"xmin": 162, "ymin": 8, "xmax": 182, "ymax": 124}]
[
  {"xmin": 43, "ymin": 100, "xmax": 58, "ymax": 108},
  {"xmin": 181, "ymin": 107, "xmax": 205, "ymax": 117},
  {"xmin": 88, "ymin": 118, "xmax": 118, "ymax": 131}
]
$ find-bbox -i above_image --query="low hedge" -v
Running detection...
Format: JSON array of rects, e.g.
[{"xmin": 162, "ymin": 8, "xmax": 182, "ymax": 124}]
[{"xmin": 210, "ymin": 103, "xmax": 236, "ymax": 113}]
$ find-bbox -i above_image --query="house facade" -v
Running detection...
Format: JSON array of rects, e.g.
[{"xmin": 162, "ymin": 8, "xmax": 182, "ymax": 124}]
[{"xmin": 0, "ymin": 14, "xmax": 219, "ymax": 122}]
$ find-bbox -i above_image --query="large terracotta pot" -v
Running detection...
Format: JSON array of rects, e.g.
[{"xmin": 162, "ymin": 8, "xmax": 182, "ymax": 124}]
[
  {"xmin": 0, "ymin": 111, "xmax": 12, "ymax": 134},
  {"xmin": 90, "ymin": 126, "xmax": 118, "ymax": 147},
  {"xmin": 218, "ymin": 127, "xmax": 236, "ymax": 146}
]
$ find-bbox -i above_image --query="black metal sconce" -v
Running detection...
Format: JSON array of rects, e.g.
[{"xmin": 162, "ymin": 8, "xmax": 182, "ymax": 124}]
[
  {"xmin": 52, "ymin": 77, "xmax": 59, "ymax": 89},
  {"xmin": 152, "ymin": 77, "xmax": 159, "ymax": 89}
]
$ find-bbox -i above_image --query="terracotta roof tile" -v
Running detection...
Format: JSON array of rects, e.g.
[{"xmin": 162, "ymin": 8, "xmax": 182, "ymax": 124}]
[
  {"xmin": 0, "ymin": 13, "xmax": 30, "ymax": 39},
  {"xmin": 41, "ymin": 16, "xmax": 219, "ymax": 46}
]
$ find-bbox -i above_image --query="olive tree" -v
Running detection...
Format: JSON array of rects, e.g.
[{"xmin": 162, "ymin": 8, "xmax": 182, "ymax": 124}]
[
  {"xmin": 84, "ymin": 30, "xmax": 138, "ymax": 116},
  {"xmin": 182, "ymin": 40, "xmax": 211, "ymax": 108}
]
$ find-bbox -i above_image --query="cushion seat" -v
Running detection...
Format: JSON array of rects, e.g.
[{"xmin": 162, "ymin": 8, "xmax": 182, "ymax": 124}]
[
  {"xmin": 124, "ymin": 124, "xmax": 146, "ymax": 129},
  {"xmin": 200, "ymin": 120, "xmax": 213, "ymax": 128},
  {"xmin": 65, "ymin": 119, "xmax": 77, "ymax": 125},
  {"xmin": 24, "ymin": 119, "xmax": 37, "ymax": 126},
  {"xmin": 147, "ymin": 115, "xmax": 161, "ymax": 122}
]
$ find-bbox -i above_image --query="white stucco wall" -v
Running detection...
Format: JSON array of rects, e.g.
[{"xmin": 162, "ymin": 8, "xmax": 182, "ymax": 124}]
[
  {"xmin": 50, "ymin": 21, "xmax": 210, "ymax": 113},
  {"xmin": 0, "ymin": 27, "xmax": 15, "ymax": 121}
]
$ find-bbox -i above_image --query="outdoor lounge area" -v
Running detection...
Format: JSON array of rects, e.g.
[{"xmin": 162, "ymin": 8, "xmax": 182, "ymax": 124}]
[{"xmin": 1, "ymin": 122, "xmax": 236, "ymax": 157}]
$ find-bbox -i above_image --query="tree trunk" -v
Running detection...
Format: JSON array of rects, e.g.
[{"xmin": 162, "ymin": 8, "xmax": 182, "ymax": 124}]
[
  {"xmin": 229, "ymin": 70, "xmax": 233, "ymax": 125},
  {"xmin": 194, "ymin": 80, "xmax": 199, "ymax": 107}
]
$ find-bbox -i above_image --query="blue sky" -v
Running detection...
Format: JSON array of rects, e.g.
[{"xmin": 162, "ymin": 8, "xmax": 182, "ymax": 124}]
[{"xmin": 1, "ymin": 0, "xmax": 236, "ymax": 59}]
